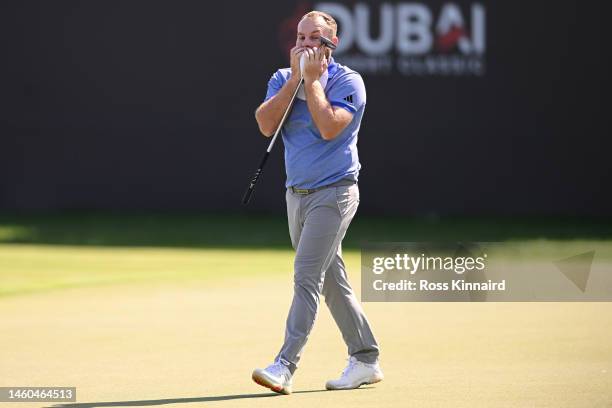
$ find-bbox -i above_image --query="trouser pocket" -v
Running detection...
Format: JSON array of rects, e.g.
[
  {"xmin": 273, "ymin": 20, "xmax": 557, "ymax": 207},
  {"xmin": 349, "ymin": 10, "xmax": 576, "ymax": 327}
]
[{"xmin": 335, "ymin": 184, "xmax": 360, "ymax": 218}]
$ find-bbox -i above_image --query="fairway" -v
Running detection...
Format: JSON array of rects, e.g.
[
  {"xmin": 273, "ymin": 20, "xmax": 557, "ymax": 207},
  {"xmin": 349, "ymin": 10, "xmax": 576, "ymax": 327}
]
[{"xmin": 1, "ymin": 238, "xmax": 612, "ymax": 408}]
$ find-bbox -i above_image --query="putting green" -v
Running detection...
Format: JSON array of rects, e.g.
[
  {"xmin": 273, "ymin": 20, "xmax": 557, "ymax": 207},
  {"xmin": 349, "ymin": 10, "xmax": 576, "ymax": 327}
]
[
  {"xmin": 0, "ymin": 245, "xmax": 311, "ymax": 297},
  {"xmin": 1, "ymin": 243, "xmax": 611, "ymax": 407}
]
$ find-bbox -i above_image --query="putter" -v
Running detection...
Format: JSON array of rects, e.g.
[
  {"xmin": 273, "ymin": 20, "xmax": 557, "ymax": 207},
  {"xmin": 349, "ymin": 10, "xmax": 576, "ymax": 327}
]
[{"xmin": 242, "ymin": 36, "xmax": 336, "ymax": 205}]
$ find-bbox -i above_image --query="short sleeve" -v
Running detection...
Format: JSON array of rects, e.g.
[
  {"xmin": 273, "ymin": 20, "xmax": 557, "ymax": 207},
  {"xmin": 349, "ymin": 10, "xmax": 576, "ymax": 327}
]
[
  {"xmin": 264, "ymin": 70, "xmax": 286, "ymax": 102},
  {"xmin": 327, "ymin": 73, "xmax": 366, "ymax": 114}
]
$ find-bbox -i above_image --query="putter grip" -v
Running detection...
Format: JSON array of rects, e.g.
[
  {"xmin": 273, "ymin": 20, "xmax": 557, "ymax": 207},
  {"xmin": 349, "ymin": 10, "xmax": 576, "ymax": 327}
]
[{"xmin": 242, "ymin": 152, "xmax": 270, "ymax": 205}]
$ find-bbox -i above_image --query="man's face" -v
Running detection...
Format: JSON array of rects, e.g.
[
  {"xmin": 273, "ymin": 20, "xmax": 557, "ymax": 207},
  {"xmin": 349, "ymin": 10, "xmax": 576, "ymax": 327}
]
[{"xmin": 296, "ymin": 17, "xmax": 335, "ymax": 55}]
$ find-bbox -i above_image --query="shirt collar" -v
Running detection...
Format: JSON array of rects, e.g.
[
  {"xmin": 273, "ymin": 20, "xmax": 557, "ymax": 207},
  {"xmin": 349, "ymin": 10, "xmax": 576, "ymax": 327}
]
[{"xmin": 327, "ymin": 57, "xmax": 339, "ymax": 78}]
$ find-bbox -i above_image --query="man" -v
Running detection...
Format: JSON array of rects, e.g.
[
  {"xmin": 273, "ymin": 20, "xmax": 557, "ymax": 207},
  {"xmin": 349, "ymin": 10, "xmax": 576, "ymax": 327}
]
[{"xmin": 251, "ymin": 11, "xmax": 382, "ymax": 394}]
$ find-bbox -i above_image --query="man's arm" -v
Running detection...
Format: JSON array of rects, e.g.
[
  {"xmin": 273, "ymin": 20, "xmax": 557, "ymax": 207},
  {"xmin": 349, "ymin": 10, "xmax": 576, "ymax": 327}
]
[
  {"xmin": 255, "ymin": 76, "xmax": 301, "ymax": 137},
  {"xmin": 301, "ymin": 47, "xmax": 354, "ymax": 141},
  {"xmin": 303, "ymin": 80, "xmax": 353, "ymax": 140},
  {"xmin": 255, "ymin": 46, "xmax": 305, "ymax": 137}
]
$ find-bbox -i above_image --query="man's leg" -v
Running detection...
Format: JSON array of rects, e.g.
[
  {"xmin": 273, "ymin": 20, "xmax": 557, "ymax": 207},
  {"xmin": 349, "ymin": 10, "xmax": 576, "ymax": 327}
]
[
  {"xmin": 250, "ymin": 189, "xmax": 303, "ymax": 395},
  {"xmin": 322, "ymin": 245, "xmax": 380, "ymax": 364},
  {"xmin": 275, "ymin": 186, "xmax": 355, "ymax": 373},
  {"xmin": 320, "ymin": 185, "xmax": 383, "ymax": 390}
]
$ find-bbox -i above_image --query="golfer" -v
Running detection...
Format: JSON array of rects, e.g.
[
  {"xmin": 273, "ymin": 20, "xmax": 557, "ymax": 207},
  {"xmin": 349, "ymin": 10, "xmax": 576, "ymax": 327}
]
[{"xmin": 251, "ymin": 11, "xmax": 382, "ymax": 394}]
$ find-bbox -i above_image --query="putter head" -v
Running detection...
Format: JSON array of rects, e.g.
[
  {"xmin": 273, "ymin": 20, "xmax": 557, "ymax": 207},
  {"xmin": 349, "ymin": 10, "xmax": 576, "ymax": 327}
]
[{"xmin": 319, "ymin": 36, "xmax": 337, "ymax": 50}]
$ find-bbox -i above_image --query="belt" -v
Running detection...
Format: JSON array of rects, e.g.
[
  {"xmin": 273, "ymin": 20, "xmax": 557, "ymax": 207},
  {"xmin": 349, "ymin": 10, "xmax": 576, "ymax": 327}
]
[{"xmin": 290, "ymin": 179, "xmax": 356, "ymax": 195}]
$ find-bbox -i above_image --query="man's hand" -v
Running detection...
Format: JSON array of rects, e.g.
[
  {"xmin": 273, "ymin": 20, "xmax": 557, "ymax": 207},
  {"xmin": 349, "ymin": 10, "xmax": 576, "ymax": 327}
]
[
  {"xmin": 302, "ymin": 47, "xmax": 328, "ymax": 85},
  {"xmin": 289, "ymin": 46, "xmax": 305, "ymax": 82}
]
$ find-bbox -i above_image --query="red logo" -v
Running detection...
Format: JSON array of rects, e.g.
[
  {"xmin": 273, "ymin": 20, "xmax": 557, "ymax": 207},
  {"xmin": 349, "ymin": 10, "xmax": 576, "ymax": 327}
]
[{"xmin": 436, "ymin": 26, "xmax": 468, "ymax": 53}]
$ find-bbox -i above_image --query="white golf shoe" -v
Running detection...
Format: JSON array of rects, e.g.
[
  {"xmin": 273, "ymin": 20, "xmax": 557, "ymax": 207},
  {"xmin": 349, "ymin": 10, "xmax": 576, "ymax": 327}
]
[
  {"xmin": 252, "ymin": 361, "xmax": 293, "ymax": 395},
  {"xmin": 326, "ymin": 356, "xmax": 384, "ymax": 390}
]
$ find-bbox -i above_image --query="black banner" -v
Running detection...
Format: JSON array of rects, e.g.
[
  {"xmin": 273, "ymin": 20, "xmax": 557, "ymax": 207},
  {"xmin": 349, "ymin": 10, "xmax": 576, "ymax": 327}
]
[{"xmin": 1, "ymin": 1, "xmax": 610, "ymax": 214}]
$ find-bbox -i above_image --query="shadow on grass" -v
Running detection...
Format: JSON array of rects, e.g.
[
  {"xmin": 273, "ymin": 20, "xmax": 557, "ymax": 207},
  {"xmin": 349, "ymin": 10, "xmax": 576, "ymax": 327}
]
[
  {"xmin": 47, "ymin": 388, "xmax": 359, "ymax": 407},
  {"xmin": 1, "ymin": 212, "xmax": 612, "ymax": 250}
]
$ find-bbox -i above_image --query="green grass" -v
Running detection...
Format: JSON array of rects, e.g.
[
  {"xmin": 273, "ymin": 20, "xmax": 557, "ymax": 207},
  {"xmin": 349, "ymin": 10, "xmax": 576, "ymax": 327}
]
[
  {"xmin": 1, "ymin": 212, "xmax": 611, "ymax": 248},
  {"xmin": 1, "ymin": 213, "xmax": 611, "ymax": 297},
  {"xmin": 0, "ymin": 245, "xmax": 304, "ymax": 297}
]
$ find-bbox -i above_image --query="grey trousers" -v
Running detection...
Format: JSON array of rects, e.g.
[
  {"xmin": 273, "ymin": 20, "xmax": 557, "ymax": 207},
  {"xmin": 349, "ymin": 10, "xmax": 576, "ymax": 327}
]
[{"xmin": 275, "ymin": 183, "xmax": 379, "ymax": 374}]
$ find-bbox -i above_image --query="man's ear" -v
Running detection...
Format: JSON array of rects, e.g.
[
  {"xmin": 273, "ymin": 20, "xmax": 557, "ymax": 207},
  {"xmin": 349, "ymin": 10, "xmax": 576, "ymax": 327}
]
[{"xmin": 327, "ymin": 36, "xmax": 339, "ymax": 58}]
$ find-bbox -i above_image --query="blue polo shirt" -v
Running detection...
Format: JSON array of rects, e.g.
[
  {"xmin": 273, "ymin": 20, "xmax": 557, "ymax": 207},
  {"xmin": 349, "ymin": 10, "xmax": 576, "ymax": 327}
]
[{"xmin": 263, "ymin": 58, "xmax": 366, "ymax": 189}]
